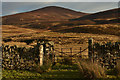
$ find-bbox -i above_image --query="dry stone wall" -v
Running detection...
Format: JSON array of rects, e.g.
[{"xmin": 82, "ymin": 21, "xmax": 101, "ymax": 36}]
[
  {"xmin": 2, "ymin": 41, "xmax": 55, "ymax": 70},
  {"xmin": 88, "ymin": 38, "xmax": 120, "ymax": 69},
  {"xmin": 2, "ymin": 44, "xmax": 39, "ymax": 70}
]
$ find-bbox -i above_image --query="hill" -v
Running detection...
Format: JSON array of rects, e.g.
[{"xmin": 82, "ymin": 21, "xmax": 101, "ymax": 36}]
[
  {"xmin": 2, "ymin": 6, "xmax": 88, "ymax": 25},
  {"xmin": 2, "ymin": 7, "xmax": 120, "ymax": 50},
  {"xmin": 71, "ymin": 8, "xmax": 120, "ymax": 24},
  {"xmin": 48, "ymin": 8, "xmax": 120, "ymax": 31}
]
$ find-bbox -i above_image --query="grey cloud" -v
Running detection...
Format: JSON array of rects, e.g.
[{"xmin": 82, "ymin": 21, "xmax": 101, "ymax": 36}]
[{"xmin": 2, "ymin": 0, "xmax": 120, "ymax": 2}]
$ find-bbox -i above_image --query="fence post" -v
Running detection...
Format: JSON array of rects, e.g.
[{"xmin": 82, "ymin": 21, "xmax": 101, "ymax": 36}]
[
  {"xmin": 79, "ymin": 47, "xmax": 82, "ymax": 58},
  {"xmin": 80, "ymin": 47, "xmax": 82, "ymax": 53},
  {"xmin": 39, "ymin": 44, "xmax": 44, "ymax": 66},
  {"xmin": 51, "ymin": 46, "xmax": 55, "ymax": 64},
  {"xmin": 43, "ymin": 43, "xmax": 46, "ymax": 56},
  {"xmin": 88, "ymin": 38, "xmax": 93, "ymax": 60},
  {"xmin": 70, "ymin": 48, "xmax": 72, "ymax": 64},
  {"xmin": 61, "ymin": 48, "xmax": 63, "ymax": 63}
]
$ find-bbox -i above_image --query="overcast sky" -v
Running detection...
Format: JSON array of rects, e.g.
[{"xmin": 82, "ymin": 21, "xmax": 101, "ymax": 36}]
[
  {"xmin": 1, "ymin": 2, "xmax": 119, "ymax": 16},
  {"xmin": 2, "ymin": 0, "xmax": 120, "ymax": 2}
]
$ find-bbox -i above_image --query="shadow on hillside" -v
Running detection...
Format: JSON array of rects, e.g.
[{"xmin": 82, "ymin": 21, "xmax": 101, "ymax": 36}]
[{"xmin": 54, "ymin": 27, "xmax": 120, "ymax": 36}]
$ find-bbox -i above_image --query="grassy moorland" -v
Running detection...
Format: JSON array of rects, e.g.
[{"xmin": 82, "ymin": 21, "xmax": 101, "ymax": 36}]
[
  {"xmin": 2, "ymin": 24, "xmax": 120, "ymax": 57},
  {"xmin": 1, "ymin": 6, "xmax": 120, "ymax": 80},
  {"xmin": 2, "ymin": 62, "xmax": 120, "ymax": 80},
  {"xmin": 2, "ymin": 24, "xmax": 120, "ymax": 79},
  {"xmin": 2, "ymin": 24, "xmax": 120, "ymax": 48}
]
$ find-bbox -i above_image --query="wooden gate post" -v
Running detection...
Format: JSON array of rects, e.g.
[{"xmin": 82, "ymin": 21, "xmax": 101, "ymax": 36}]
[
  {"xmin": 61, "ymin": 48, "xmax": 63, "ymax": 63},
  {"xmin": 39, "ymin": 44, "xmax": 44, "ymax": 66},
  {"xmin": 70, "ymin": 48, "xmax": 72, "ymax": 64},
  {"xmin": 88, "ymin": 38, "xmax": 93, "ymax": 60},
  {"xmin": 51, "ymin": 46, "xmax": 55, "ymax": 63}
]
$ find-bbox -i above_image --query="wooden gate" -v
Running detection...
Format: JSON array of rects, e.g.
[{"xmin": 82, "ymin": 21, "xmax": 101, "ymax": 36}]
[{"xmin": 54, "ymin": 47, "xmax": 88, "ymax": 64}]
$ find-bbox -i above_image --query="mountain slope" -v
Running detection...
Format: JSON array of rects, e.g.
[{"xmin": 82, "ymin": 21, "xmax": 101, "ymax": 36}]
[
  {"xmin": 2, "ymin": 6, "xmax": 88, "ymax": 25},
  {"xmin": 71, "ymin": 8, "xmax": 120, "ymax": 24}
]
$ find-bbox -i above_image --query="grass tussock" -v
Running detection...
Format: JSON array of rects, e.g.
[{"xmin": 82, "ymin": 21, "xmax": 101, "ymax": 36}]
[
  {"xmin": 76, "ymin": 59, "xmax": 106, "ymax": 79},
  {"xmin": 33, "ymin": 58, "xmax": 52, "ymax": 73}
]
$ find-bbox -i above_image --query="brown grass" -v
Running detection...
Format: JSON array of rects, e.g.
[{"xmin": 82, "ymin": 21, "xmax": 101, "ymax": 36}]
[
  {"xmin": 76, "ymin": 58, "xmax": 106, "ymax": 79},
  {"xmin": 2, "ymin": 24, "xmax": 120, "ymax": 55}
]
